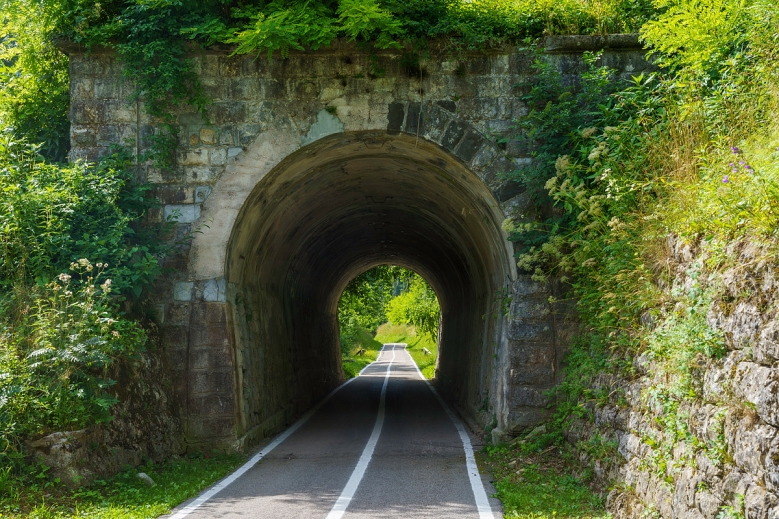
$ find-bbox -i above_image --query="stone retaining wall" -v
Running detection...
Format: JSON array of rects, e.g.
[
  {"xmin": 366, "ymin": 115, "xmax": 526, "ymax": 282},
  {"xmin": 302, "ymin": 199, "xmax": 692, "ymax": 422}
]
[{"xmin": 569, "ymin": 238, "xmax": 779, "ymax": 519}]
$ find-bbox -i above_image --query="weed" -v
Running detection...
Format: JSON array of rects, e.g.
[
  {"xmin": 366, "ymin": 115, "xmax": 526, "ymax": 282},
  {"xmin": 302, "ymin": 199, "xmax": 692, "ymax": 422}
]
[
  {"xmin": 485, "ymin": 445, "xmax": 608, "ymax": 519},
  {"xmin": 0, "ymin": 452, "xmax": 244, "ymax": 518}
]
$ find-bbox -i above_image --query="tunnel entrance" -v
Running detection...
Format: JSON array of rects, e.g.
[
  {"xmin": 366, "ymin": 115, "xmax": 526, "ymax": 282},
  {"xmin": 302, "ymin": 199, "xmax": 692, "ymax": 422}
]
[
  {"xmin": 224, "ymin": 131, "xmax": 514, "ymax": 446},
  {"xmin": 337, "ymin": 265, "xmax": 441, "ymax": 380}
]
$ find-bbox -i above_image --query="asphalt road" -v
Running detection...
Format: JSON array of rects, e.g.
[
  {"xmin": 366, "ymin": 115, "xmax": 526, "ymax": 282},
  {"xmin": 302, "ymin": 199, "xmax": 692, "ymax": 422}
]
[{"xmin": 165, "ymin": 344, "xmax": 500, "ymax": 518}]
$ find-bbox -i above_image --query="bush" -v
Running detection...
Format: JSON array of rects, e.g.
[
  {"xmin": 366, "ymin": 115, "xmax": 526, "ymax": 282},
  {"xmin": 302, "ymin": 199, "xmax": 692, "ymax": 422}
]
[
  {"xmin": 386, "ymin": 273, "xmax": 440, "ymax": 341},
  {"xmin": 501, "ymin": 0, "xmax": 779, "ymax": 489},
  {"xmin": 0, "ymin": 135, "xmax": 165, "ymax": 483},
  {"xmin": 0, "ymin": 0, "xmax": 70, "ymax": 162},
  {"xmin": 0, "ymin": 135, "xmax": 165, "ymax": 298},
  {"xmin": 1, "ymin": 261, "xmax": 146, "ymax": 451}
]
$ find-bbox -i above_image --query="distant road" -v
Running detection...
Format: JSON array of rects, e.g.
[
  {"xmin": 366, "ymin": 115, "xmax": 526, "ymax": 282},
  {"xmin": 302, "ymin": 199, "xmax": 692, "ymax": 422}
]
[{"xmin": 164, "ymin": 344, "xmax": 500, "ymax": 518}]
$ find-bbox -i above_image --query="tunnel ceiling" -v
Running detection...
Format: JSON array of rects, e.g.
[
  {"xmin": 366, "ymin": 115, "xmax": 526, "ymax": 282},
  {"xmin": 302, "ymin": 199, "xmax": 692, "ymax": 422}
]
[{"xmin": 226, "ymin": 131, "xmax": 514, "ymax": 312}]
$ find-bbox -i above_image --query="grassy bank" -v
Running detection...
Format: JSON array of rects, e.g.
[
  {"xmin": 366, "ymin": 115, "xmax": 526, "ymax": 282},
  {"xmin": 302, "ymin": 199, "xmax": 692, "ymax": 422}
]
[
  {"xmin": 484, "ymin": 442, "xmax": 607, "ymax": 519},
  {"xmin": 375, "ymin": 323, "xmax": 438, "ymax": 379},
  {"xmin": 0, "ymin": 453, "xmax": 244, "ymax": 519},
  {"xmin": 341, "ymin": 326, "xmax": 383, "ymax": 379}
]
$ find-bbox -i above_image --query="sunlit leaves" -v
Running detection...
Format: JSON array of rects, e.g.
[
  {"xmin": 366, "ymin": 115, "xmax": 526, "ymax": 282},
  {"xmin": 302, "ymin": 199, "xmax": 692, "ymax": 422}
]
[
  {"xmin": 640, "ymin": 0, "xmax": 748, "ymax": 71},
  {"xmin": 337, "ymin": 0, "xmax": 404, "ymax": 49},
  {"xmin": 386, "ymin": 273, "xmax": 440, "ymax": 341},
  {"xmin": 0, "ymin": 0, "xmax": 70, "ymax": 161},
  {"xmin": 229, "ymin": 1, "xmax": 338, "ymax": 59}
]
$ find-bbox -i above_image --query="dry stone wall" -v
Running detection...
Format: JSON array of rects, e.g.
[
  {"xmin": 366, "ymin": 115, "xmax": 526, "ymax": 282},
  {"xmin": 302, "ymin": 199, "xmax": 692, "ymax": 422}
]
[{"xmin": 568, "ymin": 238, "xmax": 779, "ymax": 519}]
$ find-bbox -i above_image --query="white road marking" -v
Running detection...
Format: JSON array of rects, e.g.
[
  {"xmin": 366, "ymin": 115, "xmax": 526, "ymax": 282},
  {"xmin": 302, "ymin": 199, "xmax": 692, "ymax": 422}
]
[
  {"xmin": 403, "ymin": 344, "xmax": 496, "ymax": 519},
  {"xmin": 167, "ymin": 347, "xmax": 386, "ymax": 519},
  {"xmin": 325, "ymin": 345, "xmax": 397, "ymax": 519}
]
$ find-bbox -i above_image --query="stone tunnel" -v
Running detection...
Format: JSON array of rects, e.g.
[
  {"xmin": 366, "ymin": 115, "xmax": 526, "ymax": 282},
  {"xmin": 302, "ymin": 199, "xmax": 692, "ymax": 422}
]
[{"xmin": 64, "ymin": 35, "xmax": 651, "ymax": 450}]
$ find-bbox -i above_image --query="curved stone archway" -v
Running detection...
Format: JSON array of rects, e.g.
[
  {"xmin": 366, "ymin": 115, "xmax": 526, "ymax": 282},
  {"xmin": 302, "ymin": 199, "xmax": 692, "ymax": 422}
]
[
  {"xmin": 220, "ymin": 130, "xmax": 515, "ymax": 446},
  {"xmin": 62, "ymin": 41, "xmax": 652, "ymax": 448},
  {"xmin": 170, "ymin": 102, "xmax": 567, "ymax": 449}
]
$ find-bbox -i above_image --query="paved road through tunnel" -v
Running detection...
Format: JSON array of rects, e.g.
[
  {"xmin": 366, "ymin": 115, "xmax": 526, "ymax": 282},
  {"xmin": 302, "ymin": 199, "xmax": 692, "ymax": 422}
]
[{"xmin": 164, "ymin": 344, "xmax": 499, "ymax": 518}]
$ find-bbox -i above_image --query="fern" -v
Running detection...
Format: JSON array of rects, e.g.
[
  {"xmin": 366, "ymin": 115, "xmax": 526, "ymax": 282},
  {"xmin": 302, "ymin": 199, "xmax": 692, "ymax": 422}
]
[
  {"xmin": 229, "ymin": 1, "xmax": 338, "ymax": 59},
  {"xmin": 337, "ymin": 0, "xmax": 404, "ymax": 49}
]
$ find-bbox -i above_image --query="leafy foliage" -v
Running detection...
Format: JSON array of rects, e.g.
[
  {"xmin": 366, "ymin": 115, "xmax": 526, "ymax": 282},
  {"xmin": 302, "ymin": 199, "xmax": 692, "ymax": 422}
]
[
  {"xmin": 1, "ymin": 262, "xmax": 146, "ymax": 450},
  {"xmin": 385, "ymin": 272, "xmax": 440, "ymax": 341},
  {"xmin": 640, "ymin": 0, "xmax": 749, "ymax": 71},
  {"xmin": 0, "ymin": 136, "xmax": 166, "ymax": 297},
  {"xmin": 228, "ymin": 1, "xmax": 341, "ymax": 59},
  {"xmin": 0, "ymin": 0, "xmax": 71, "ymax": 161},
  {"xmin": 0, "ymin": 137, "xmax": 168, "ymax": 489},
  {"xmin": 500, "ymin": 0, "xmax": 778, "ymax": 507}
]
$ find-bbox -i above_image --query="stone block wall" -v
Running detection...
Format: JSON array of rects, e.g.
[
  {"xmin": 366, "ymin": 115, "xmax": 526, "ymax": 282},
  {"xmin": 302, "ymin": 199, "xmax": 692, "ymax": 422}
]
[
  {"xmin": 568, "ymin": 238, "xmax": 779, "ymax": 519},
  {"xmin": 63, "ymin": 36, "xmax": 651, "ymax": 451}
]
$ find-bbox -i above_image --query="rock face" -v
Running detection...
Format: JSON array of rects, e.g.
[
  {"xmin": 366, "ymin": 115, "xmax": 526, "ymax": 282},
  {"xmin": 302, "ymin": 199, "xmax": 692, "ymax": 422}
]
[
  {"xmin": 62, "ymin": 36, "xmax": 652, "ymax": 452},
  {"xmin": 569, "ymin": 237, "xmax": 779, "ymax": 519}
]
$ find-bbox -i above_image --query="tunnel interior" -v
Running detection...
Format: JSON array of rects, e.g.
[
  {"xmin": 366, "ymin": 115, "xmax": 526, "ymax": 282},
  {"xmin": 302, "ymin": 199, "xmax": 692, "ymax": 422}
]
[{"xmin": 226, "ymin": 131, "xmax": 514, "ymax": 443}]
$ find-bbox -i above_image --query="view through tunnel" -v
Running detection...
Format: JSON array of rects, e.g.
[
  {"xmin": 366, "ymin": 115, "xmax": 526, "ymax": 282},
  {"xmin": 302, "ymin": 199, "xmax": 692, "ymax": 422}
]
[
  {"xmin": 224, "ymin": 131, "xmax": 515, "ymax": 446},
  {"xmin": 337, "ymin": 265, "xmax": 442, "ymax": 381}
]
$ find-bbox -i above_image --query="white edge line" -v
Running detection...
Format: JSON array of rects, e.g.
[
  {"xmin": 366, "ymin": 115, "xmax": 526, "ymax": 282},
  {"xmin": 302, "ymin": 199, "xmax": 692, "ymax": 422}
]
[
  {"xmin": 403, "ymin": 344, "xmax": 495, "ymax": 519},
  {"xmin": 325, "ymin": 346, "xmax": 396, "ymax": 519},
  {"xmin": 167, "ymin": 346, "xmax": 388, "ymax": 519}
]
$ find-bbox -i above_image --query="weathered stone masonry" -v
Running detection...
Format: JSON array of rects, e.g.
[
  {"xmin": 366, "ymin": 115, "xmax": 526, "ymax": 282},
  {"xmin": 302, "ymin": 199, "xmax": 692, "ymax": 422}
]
[{"xmin": 64, "ymin": 36, "xmax": 651, "ymax": 453}]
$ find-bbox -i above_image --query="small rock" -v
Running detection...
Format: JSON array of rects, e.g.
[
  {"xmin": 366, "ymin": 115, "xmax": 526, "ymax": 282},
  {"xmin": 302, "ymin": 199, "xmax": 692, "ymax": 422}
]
[{"xmin": 137, "ymin": 472, "xmax": 156, "ymax": 486}]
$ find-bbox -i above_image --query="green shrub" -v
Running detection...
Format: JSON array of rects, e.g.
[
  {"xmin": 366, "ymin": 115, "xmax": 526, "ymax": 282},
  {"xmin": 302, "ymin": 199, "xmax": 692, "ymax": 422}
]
[
  {"xmin": 0, "ymin": 135, "xmax": 165, "ymax": 298},
  {"xmin": 385, "ymin": 272, "xmax": 440, "ymax": 341},
  {"xmin": 0, "ymin": 0, "xmax": 70, "ymax": 162},
  {"xmin": 0, "ymin": 135, "xmax": 166, "ymax": 486},
  {"xmin": 500, "ymin": 0, "xmax": 779, "ymax": 488},
  {"xmin": 1, "ymin": 261, "xmax": 146, "ymax": 448}
]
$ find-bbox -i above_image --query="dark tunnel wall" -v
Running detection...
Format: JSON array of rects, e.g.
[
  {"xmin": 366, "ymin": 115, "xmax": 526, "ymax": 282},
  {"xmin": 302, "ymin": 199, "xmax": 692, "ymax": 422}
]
[{"xmin": 225, "ymin": 132, "xmax": 515, "ymax": 444}]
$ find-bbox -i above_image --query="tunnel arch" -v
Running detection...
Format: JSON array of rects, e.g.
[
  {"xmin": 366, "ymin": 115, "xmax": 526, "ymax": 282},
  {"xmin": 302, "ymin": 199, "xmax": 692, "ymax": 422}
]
[{"xmin": 218, "ymin": 130, "xmax": 515, "ymax": 445}]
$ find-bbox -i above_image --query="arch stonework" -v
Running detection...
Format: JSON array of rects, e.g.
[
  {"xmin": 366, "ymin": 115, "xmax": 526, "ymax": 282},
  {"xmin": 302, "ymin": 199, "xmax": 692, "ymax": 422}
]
[{"xmin": 65, "ymin": 38, "xmax": 650, "ymax": 449}]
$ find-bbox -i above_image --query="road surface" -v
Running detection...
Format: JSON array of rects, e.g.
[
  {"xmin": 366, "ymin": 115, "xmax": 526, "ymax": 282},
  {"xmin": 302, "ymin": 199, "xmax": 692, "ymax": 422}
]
[{"xmin": 165, "ymin": 344, "xmax": 500, "ymax": 518}]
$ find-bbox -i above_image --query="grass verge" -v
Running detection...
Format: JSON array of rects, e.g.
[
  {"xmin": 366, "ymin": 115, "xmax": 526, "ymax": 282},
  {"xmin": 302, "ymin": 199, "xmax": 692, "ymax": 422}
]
[
  {"xmin": 0, "ymin": 452, "xmax": 245, "ymax": 519},
  {"xmin": 341, "ymin": 326, "xmax": 383, "ymax": 379},
  {"xmin": 483, "ymin": 443, "xmax": 607, "ymax": 519},
  {"xmin": 374, "ymin": 323, "xmax": 437, "ymax": 379}
]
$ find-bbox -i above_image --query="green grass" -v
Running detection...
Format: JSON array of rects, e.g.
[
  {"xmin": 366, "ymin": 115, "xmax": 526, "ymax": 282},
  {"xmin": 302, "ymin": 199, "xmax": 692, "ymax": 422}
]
[
  {"xmin": 0, "ymin": 453, "xmax": 245, "ymax": 519},
  {"xmin": 485, "ymin": 445, "xmax": 607, "ymax": 519},
  {"xmin": 374, "ymin": 323, "xmax": 438, "ymax": 379},
  {"xmin": 341, "ymin": 326, "xmax": 383, "ymax": 379}
]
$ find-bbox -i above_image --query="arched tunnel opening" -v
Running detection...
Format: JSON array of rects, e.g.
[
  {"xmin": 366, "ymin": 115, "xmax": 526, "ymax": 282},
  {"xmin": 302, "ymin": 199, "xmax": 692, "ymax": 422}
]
[
  {"xmin": 337, "ymin": 265, "xmax": 441, "ymax": 380},
  {"xmin": 225, "ymin": 131, "xmax": 515, "ymax": 444}
]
